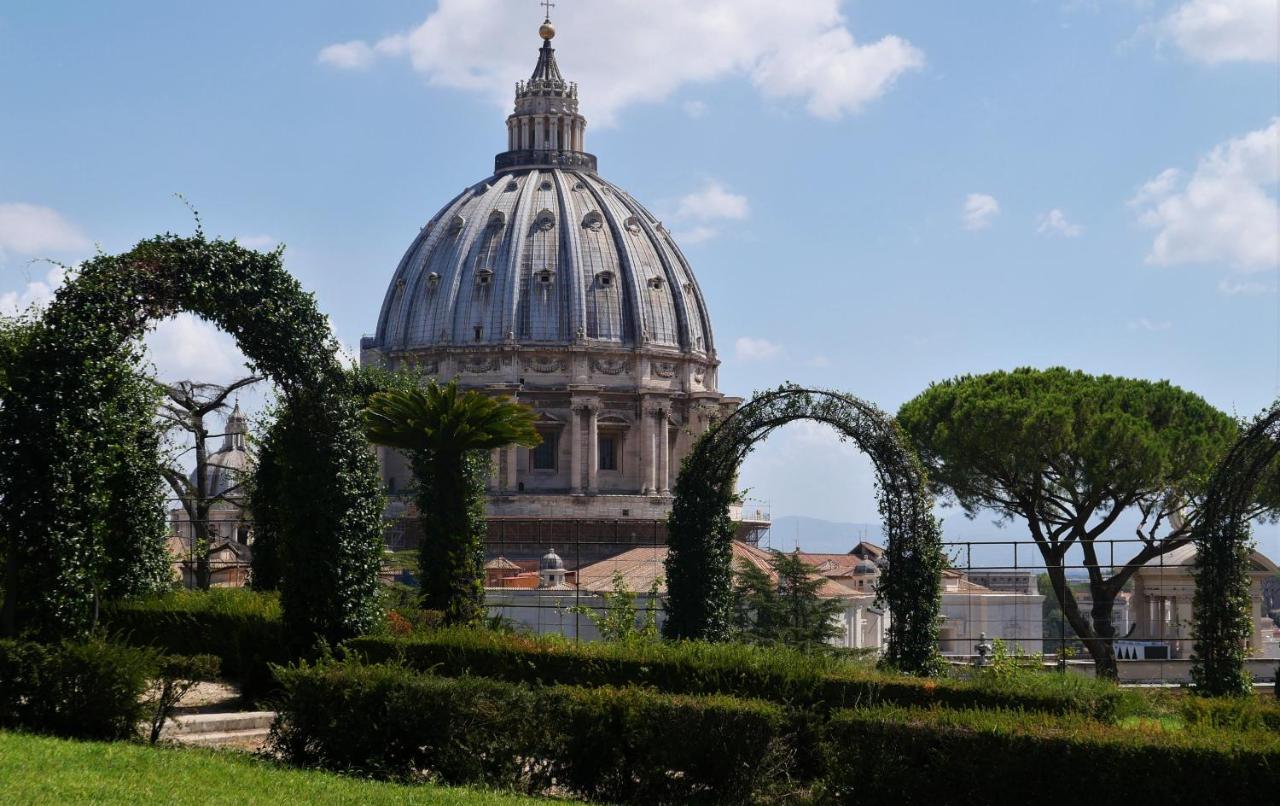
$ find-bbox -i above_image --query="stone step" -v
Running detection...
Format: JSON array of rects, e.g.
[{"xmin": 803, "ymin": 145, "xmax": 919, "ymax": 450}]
[
  {"xmin": 162, "ymin": 710, "xmax": 276, "ymax": 737},
  {"xmin": 171, "ymin": 727, "xmax": 270, "ymax": 750}
]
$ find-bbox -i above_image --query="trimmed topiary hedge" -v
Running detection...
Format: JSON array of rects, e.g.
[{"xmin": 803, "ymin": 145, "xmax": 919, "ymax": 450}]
[
  {"xmin": 272, "ymin": 659, "xmax": 1279, "ymax": 804},
  {"xmin": 345, "ymin": 629, "xmax": 1132, "ymax": 720},
  {"xmin": 0, "ymin": 638, "xmax": 153, "ymax": 740},
  {"xmin": 103, "ymin": 590, "xmax": 288, "ymax": 699},
  {"xmin": 271, "ymin": 659, "xmax": 790, "ymax": 804},
  {"xmin": 819, "ymin": 705, "xmax": 1280, "ymax": 804}
]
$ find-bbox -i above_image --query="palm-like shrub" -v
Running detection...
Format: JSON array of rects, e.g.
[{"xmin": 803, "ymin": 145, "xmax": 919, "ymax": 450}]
[{"xmin": 364, "ymin": 381, "xmax": 539, "ymax": 624}]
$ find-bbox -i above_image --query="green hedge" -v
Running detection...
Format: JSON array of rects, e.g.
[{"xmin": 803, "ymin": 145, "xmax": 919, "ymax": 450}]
[
  {"xmin": 102, "ymin": 590, "xmax": 288, "ymax": 698},
  {"xmin": 346, "ymin": 628, "xmax": 1132, "ymax": 720},
  {"xmin": 271, "ymin": 660, "xmax": 789, "ymax": 804},
  {"xmin": 0, "ymin": 638, "xmax": 153, "ymax": 740},
  {"xmin": 272, "ymin": 659, "xmax": 1279, "ymax": 804},
  {"xmin": 819, "ymin": 706, "xmax": 1280, "ymax": 804}
]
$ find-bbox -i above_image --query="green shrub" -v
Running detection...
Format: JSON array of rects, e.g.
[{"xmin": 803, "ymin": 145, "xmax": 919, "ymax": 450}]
[
  {"xmin": 346, "ymin": 628, "xmax": 1132, "ymax": 720},
  {"xmin": 0, "ymin": 638, "xmax": 154, "ymax": 740},
  {"xmin": 818, "ymin": 705, "xmax": 1280, "ymax": 804},
  {"xmin": 1180, "ymin": 695, "xmax": 1280, "ymax": 732},
  {"xmin": 271, "ymin": 659, "xmax": 790, "ymax": 804},
  {"xmin": 103, "ymin": 589, "xmax": 287, "ymax": 698}
]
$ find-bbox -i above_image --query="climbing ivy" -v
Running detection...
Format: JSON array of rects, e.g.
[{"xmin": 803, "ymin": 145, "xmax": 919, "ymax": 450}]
[
  {"xmin": 0, "ymin": 233, "xmax": 385, "ymax": 645},
  {"xmin": 664, "ymin": 383, "xmax": 945, "ymax": 676},
  {"xmin": 1191, "ymin": 402, "xmax": 1280, "ymax": 697}
]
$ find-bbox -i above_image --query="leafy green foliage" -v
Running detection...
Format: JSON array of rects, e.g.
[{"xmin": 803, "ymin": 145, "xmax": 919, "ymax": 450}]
[
  {"xmin": 820, "ymin": 704, "xmax": 1280, "ymax": 803},
  {"xmin": 363, "ymin": 381, "xmax": 538, "ymax": 625},
  {"xmin": 732, "ymin": 552, "xmax": 843, "ymax": 649},
  {"xmin": 272, "ymin": 659, "xmax": 789, "ymax": 803},
  {"xmin": 569, "ymin": 571, "xmax": 661, "ymax": 642},
  {"xmin": 0, "ymin": 233, "xmax": 386, "ymax": 646},
  {"xmin": 0, "ymin": 638, "xmax": 155, "ymax": 740},
  {"xmin": 346, "ymin": 628, "xmax": 1132, "ymax": 720},
  {"xmin": 898, "ymin": 368, "xmax": 1250, "ymax": 678},
  {"xmin": 666, "ymin": 383, "xmax": 944, "ymax": 676},
  {"xmin": 1192, "ymin": 401, "xmax": 1280, "ymax": 696},
  {"xmin": 103, "ymin": 588, "xmax": 287, "ymax": 699}
]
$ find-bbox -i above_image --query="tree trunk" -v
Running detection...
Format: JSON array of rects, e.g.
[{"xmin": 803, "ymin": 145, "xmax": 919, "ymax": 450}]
[{"xmin": 1044, "ymin": 560, "xmax": 1118, "ymax": 679}]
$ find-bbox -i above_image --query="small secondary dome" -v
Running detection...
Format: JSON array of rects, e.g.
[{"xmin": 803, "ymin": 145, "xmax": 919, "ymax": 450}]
[{"xmin": 540, "ymin": 548, "xmax": 565, "ymax": 571}]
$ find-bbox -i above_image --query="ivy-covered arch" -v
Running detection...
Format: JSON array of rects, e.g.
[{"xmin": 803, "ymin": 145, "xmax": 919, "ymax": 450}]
[
  {"xmin": 664, "ymin": 383, "xmax": 945, "ymax": 675},
  {"xmin": 1191, "ymin": 401, "xmax": 1280, "ymax": 697},
  {"xmin": 0, "ymin": 234, "xmax": 385, "ymax": 645}
]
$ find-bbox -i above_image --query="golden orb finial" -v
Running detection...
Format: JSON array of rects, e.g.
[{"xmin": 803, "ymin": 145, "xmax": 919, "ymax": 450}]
[{"xmin": 539, "ymin": 21, "xmax": 556, "ymax": 40}]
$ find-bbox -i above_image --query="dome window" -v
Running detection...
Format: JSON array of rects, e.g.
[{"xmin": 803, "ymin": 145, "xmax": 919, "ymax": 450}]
[
  {"xmin": 624, "ymin": 216, "xmax": 642, "ymax": 234},
  {"xmin": 535, "ymin": 210, "xmax": 556, "ymax": 232},
  {"xmin": 535, "ymin": 268, "xmax": 556, "ymax": 286},
  {"xmin": 476, "ymin": 268, "xmax": 495, "ymax": 286},
  {"xmin": 647, "ymin": 276, "xmax": 665, "ymax": 290},
  {"xmin": 582, "ymin": 212, "xmax": 604, "ymax": 232},
  {"xmin": 572, "ymin": 181, "xmax": 586, "ymax": 192},
  {"xmin": 473, "ymin": 325, "xmax": 484, "ymax": 342},
  {"xmin": 505, "ymin": 179, "xmax": 519, "ymax": 192},
  {"xmin": 488, "ymin": 210, "xmax": 507, "ymax": 229},
  {"xmin": 539, "ymin": 179, "xmax": 553, "ymax": 191},
  {"xmin": 448, "ymin": 215, "xmax": 466, "ymax": 236},
  {"xmin": 426, "ymin": 272, "xmax": 441, "ymax": 292},
  {"xmin": 596, "ymin": 271, "xmax": 615, "ymax": 288}
]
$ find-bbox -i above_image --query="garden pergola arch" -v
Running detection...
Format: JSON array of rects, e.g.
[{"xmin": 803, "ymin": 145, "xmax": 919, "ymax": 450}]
[
  {"xmin": 664, "ymin": 383, "xmax": 945, "ymax": 675},
  {"xmin": 0, "ymin": 234, "xmax": 385, "ymax": 644},
  {"xmin": 1192, "ymin": 401, "xmax": 1280, "ymax": 696}
]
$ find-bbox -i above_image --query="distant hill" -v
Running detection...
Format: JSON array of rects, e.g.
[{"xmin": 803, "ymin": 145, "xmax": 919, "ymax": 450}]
[{"xmin": 764, "ymin": 516, "xmax": 881, "ymax": 553}]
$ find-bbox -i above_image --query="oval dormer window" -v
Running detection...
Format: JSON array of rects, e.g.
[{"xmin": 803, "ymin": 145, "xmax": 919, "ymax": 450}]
[
  {"xmin": 647, "ymin": 276, "xmax": 665, "ymax": 290},
  {"xmin": 596, "ymin": 271, "xmax": 615, "ymax": 288},
  {"xmin": 572, "ymin": 181, "xmax": 587, "ymax": 192},
  {"xmin": 539, "ymin": 179, "xmax": 553, "ymax": 191},
  {"xmin": 535, "ymin": 210, "xmax": 556, "ymax": 232},
  {"xmin": 476, "ymin": 268, "xmax": 494, "ymax": 286},
  {"xmin": 505, "ymin": 179, "xmax": 519, "ymax": 192},
  {"xmin": 488, "ymin": 210, "xmax": 507, "ymax": 229},
  {"xmin": 582, "ymin": 211, "xmax": 604, "ymax": 232},
  {"xmin": 535, "ymin": 268, "xmax": 555, "ymax": 286},
  {"xmin": 426, "ymin": 272, "xmax": 442, "ymax": 292},
  {"xmin": 448, "ymin": 215, "xmax": 466, "ymax": 236},
  {"xmin": 624, "ymin": 216, "xmax": 642, "ymax": 234}
]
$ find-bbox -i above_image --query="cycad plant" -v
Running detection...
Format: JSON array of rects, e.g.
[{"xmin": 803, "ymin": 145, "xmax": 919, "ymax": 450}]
[{"xmin": 364, "ymin": 380, "xmax": 539, "ymax": 625}]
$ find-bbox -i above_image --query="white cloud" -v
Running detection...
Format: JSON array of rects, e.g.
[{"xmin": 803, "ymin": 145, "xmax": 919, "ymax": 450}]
[
  {"xmin": 672, "ymin": 225, "xmax": 720, "ymax": 245},
  {"xmin": 318, "ymin": 40, "xmax": 376, "ymax": 70},
  {"xmin": 676, "ymin": 180, "xmax": 750, "ymax": 221},
  {"xmin": 683, "ymin": 100, "xmax": 709, "ymax": 119},
  {"xmin": 1036, "ymin": 209, "xmax": 1084, "ymax": 238},
  {"xmin": 144, "ymin": 315, "xmax": 252, "ymax": 385},
  {"xmin": 1131, "ymin": 118, "xmax": 1279, "ymax": 271},
  {"xmin": 0, "ymin": 265, "xmax": 67, "ymax": 316},
  {"xmin": 1130, "ymin": 318, "xmax": 1174, "ymax": 332},
  {"xmin": 322, "ymin": 0, "xmax": 924, "ymax": 125},
  {"xmin": 0, "ymin": 203, "xmax": 90, "ymax": 257},
  {"xmin": 962, "ymin": 194, "xmax": 1000, "ymax": 231},
  {"xmin": 1161, "ymin": 0, "xmax": 1279, "ymax": 63},
  {"xmin": 734, "ymin": 336, "xmax": 783, "ymax": 362},
  {"xmin": 1218, "ymin": 277, "xmax": 1277, "ymax": 295}
]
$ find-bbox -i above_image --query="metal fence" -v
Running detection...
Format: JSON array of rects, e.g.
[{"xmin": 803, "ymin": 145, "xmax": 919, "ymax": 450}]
[{"xmin": 162, "ymin": 503, "xmax": 1280, "ymax": 681}]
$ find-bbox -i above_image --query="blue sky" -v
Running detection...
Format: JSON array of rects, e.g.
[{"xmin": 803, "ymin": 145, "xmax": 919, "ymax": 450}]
[{"xmin": 1, "ymin": 1, "xmax": 1277, "ymax": 554}]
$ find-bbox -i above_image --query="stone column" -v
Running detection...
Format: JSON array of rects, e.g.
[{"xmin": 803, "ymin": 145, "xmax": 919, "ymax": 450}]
[
  {"xmin": 569, "ymin": 403, "xmax": 582, "ymax": 494},
  {"xmin": 854, "ymin": 608, "xmax": 864, "ymax": 649},
  {"xmin": 585, "ymin": 401, "xmax": 600, "ymax": 494},
  {"xmin": 658, "ymin": 412, "xmax": 671, "ymax": 495},
  {"xmin": 640, "ymin": 401, "xmax": 656, "ymax": 495},
  {"xmin": 505, "ymin": 445, "xmax": 518, "ymax": 491}
]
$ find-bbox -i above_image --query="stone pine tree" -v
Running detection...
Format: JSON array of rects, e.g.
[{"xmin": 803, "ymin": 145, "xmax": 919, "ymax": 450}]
[
  {"xmin": 157, "ymin": 377, "xmax": 261, "ymax": 590},
  {"xmin": 898, "ymin": 368, "xmax": 1271, "ymax": 680},
  {"xmin": 363, "ymin": 380, "xmax": 539, "ymax": 625}
]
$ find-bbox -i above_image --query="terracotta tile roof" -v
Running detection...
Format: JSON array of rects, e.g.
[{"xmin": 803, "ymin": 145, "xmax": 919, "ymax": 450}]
[{"xmin": 484, "ymin": 556, "xmax": 522, "ymax": 571}]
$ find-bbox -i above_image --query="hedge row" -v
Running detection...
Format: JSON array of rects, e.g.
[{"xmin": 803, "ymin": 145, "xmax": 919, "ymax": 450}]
[
  {"xmin": 272, "ymin": 660, "xmax": 790, "ymax": 804},
  {"xmin": 272, "ymin": 660, "xmax": 1280, "ymax": 805},
  {"xmin": 821, "ymin": 706, "xmax": 1280, "ymax": 804},
  {"xmin": 102, "ymin": 590, "xmax": 288, "ymax": 698},
  {"xmin": 0, "ymin": 638, "xmax": 154, "ymax": 740},
  {"xmin": 345, "ymin": 628, "xmax": 1132, "ymax": 720}
]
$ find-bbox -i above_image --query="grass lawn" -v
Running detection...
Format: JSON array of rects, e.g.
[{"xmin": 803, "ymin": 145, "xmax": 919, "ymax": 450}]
[{"xmin": 0, "ymin": 731, "xmax": 554, "ymax": 805}]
